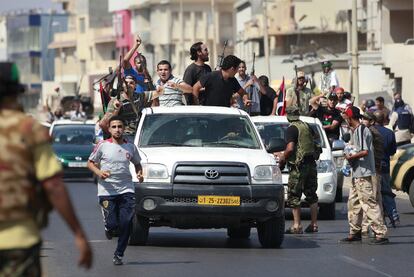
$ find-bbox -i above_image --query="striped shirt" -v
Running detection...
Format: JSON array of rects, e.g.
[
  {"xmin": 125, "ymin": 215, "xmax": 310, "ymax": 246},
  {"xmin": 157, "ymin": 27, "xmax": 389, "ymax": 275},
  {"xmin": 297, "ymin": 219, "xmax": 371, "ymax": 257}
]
[{"xmin": 156, "ymin": 75, "xmax": 185, "ymax": 107}]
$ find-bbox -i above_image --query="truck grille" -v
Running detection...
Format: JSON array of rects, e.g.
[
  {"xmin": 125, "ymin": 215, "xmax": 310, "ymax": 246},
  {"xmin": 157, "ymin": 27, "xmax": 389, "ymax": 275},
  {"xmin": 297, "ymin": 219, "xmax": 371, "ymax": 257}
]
[
  {"xmin": 173, "ymin": 162, "xmax": 250, "ymax": 185},
  {"xmin": 164, "ymin": 197, "xmax": 259, "ymax": 204}
]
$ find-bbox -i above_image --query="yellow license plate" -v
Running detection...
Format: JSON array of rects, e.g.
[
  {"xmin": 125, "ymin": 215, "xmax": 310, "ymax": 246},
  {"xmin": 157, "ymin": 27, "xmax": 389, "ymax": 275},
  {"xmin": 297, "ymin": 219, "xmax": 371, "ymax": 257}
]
[{"xmin": 197, "ymin": 195, "xmax": 240, "ymax": 206}]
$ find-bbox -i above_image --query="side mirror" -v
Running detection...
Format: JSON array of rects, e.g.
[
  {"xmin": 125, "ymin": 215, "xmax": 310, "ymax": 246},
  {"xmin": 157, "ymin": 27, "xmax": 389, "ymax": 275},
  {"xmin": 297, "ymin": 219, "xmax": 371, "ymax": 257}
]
[
  {"xmin": 267, "ymin": 137, "xmax": 286, "ymax": 153},
  {"xmin": 332, "ymin": 139, "xmax": 345, "ymax": 151}
]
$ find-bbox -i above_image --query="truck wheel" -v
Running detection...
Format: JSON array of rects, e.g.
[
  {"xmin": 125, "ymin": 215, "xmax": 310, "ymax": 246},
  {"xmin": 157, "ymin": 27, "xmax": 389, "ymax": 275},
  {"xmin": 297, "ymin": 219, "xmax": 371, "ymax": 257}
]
[
  {"xmin": 409, "ymin": 181, "xmax": 414, "ymax": 207},
  {"xmin": 335, "ymin": 172, "xmax": 344, "ymax": 202},
  {"xmin": 257, "ymin": 217, "xmax": 284, "ymax": 248},
  {"xmin": 318, "ymin": 202, "xmax": 336, "ymax": 220},
  {"xmin": 227, "ymin": 227, "xmax": 251, "ymax": 239},
  {"xmin": 129, "ymin": 214, "xmax": 149, "ymax": 246}
]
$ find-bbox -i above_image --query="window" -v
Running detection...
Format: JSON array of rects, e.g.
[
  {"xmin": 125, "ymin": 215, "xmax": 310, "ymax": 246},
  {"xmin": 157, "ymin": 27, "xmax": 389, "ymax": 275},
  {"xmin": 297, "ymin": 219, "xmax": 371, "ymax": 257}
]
[
  {"xmin": 80, "ymin": 60, "xmax": 86, "ymax": 75},
  {"xmin": 79, "ymin": 18, "xmax": 86, "ymax": 33},
  {"xmin": 89, "ymin": 47, "xmax": 93, "ymax": 60},
  {"xmin": 30, "ymin": 57, "xmax": 40, "ymax": 75}
]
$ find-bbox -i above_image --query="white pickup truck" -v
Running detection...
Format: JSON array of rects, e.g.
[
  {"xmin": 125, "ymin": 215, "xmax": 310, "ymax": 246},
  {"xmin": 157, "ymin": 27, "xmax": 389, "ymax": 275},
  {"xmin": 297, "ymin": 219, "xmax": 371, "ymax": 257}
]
[{"xmin": 129, "ymin": 106, "xmax": 285, "ymax": 248}]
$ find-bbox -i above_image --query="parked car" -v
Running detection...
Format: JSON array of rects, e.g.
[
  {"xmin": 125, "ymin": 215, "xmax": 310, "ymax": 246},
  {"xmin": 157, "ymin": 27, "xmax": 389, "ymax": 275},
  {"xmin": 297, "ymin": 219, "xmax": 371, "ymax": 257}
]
[
  {"xmin": 50, "ymin": 119, "xmax": 96, "ymax": 179},
  {"xmin": 127, "ymin": 106, "xmax": 285, "ymax": 248},
  {"xmin": 251, "ymin": 116, "xmax": 339, "ymax": 220},
  {"xmin": 390, "ymin": 143, "xmax": 414, "ymax": 207}
]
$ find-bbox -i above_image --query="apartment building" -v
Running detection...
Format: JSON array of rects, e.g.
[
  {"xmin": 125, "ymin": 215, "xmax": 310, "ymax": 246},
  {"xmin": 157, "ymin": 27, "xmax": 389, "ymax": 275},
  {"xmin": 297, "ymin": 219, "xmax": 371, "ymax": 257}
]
[
  {"xmin": 109, "ymin": 0, "xmax": 236, "ymax": 77},
  {"xmin": 5, "ymin": 11, "xmax": 68, "ymax": 110},
  {"xmin": 49, "ymin": 0, "xmax": 116, "ymax": 102},
  {"xmin": 0, "ymin": 16, "xmax": 7, "ymax": 61}
]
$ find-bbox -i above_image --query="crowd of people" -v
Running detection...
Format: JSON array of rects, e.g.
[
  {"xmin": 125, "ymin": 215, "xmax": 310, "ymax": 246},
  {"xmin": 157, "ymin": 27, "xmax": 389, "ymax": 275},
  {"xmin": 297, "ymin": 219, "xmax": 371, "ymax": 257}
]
[{"xmin": 2, "ymin": 32, "xmax": 414, "ymax": 275}]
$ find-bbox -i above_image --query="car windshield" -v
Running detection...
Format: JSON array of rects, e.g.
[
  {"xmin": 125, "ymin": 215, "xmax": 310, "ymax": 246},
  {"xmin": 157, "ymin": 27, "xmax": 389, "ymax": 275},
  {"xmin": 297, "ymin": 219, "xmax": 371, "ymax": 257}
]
[
  {"xmin": 52, "ymin": 125, "xmax": 95, "ymax": 145},
  {"xmin": 254, "ymin": 122, "xmax": 326, "ymax": 149},
  {"xmin": 139, "ymin": 114, "xmax": 261, "ymax": 149}
]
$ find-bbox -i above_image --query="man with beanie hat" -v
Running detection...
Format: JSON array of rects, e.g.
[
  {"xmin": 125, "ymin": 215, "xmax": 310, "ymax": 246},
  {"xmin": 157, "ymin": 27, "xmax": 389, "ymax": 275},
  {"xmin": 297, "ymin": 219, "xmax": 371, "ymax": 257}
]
[{"xmin": 0, "ymin": 63, "xmax": 92, "ymax": 275}]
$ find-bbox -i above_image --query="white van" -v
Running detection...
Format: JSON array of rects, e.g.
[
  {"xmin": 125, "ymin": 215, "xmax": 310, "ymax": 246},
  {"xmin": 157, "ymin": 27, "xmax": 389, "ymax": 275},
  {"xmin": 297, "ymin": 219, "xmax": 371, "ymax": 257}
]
[{"xmin": 251, "ymin": 116, "xmax": 337, "ymax": 220}]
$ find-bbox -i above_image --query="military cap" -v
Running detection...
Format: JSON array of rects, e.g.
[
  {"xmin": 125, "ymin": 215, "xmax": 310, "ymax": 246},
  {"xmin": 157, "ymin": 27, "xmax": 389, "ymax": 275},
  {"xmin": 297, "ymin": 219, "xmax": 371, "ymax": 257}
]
[
  {"xmin": 286, "ymin": 106, "xmax": 300, "ymax": 121},
  {"xmin": 321, "ymin": 61, "xmax": 332, "ymax": 68},
  {"xmin": 362, "ymin": 111, "xmax": 376, "ymax": 122},
  {"xmin": 0, "ymin": 62, "xmax": 25, "ymax": 95}
]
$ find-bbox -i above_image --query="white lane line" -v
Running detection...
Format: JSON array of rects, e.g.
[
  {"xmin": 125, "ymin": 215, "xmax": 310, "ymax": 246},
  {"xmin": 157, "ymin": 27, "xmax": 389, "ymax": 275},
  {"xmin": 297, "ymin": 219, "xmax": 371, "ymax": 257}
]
[
  {"xmin": 88, "ymin": 240, "xmax": 110, "ymax": 243},
  {"xmin": 339, "ymin": 255, "xmax": 393, "ymax": 277}
]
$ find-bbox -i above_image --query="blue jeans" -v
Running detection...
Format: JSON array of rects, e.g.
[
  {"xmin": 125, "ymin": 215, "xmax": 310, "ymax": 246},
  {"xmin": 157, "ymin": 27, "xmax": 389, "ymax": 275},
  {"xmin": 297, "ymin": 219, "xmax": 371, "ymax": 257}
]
[
  {"xmin": 380, "ymin": 172, "xmax": 399, "ymax": 221},
  {"xmin": 99, "ymin": 192, "xmax": 136, "ymax": 257}
]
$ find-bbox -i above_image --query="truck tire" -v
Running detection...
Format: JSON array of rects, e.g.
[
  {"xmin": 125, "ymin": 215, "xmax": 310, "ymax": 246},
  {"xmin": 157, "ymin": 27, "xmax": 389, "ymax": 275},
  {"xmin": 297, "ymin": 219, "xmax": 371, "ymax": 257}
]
[
  {"xmin": 257, "ymin": 217, "xmax": 284, "ymax": 248},
  {"xmin": 409, "ymin": 181, "xmax": 414, "ymax": 207},
  {"xmin": 129, "ymin": 214, "xmax": 149, "ymax": 246},
  {"xmin": 227, "ymin": 227, "xmax": 251, "ymax": 239},
  {"xmin": 318, "ymin": 202, "xmax": 336, "ymax": 220}
]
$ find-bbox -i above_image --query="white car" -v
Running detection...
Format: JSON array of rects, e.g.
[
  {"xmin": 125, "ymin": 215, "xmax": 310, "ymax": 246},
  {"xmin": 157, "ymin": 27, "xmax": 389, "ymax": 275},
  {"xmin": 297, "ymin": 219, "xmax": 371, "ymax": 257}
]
[
  {"xmin": 128, "ymin": 106, "xmax": 285, "ymax": 248},
  {"xmin": 251, "ymin": 116, "xmax": 337, "ymax": 220}
]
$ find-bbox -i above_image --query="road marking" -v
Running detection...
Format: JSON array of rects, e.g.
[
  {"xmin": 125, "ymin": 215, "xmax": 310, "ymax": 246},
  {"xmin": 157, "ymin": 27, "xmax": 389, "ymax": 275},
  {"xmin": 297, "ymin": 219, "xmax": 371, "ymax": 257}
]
[
  {"xmin": 88, "ymin": 240, "xmax": 110, "ymax": 243},
  {"xmin": 339, "ymin": 255, "xmax": 393, "ymax": 277}
]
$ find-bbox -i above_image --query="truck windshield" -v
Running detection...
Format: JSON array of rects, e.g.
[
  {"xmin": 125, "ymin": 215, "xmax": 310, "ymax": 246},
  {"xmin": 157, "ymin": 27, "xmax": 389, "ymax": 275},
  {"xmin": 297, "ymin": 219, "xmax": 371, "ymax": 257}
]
[
  {"xmin": 254, "ymin": 122, "xmax": 326, "ymax": 149},
  {"xmin": 139, "ymin": 114, "xmax": 261, "ymax": 149}
]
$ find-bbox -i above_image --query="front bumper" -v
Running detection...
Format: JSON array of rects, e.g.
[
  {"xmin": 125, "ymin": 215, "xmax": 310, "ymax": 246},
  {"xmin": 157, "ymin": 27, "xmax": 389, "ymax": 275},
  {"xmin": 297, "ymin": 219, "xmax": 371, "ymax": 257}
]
[{"xmin": 135, "ymin": 182, "xmax": 284, "ymax": 218}]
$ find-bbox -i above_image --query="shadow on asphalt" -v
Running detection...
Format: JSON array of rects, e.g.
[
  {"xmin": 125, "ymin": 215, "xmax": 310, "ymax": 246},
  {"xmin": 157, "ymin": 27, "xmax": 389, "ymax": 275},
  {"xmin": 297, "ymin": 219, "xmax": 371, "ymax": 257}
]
[{"xmin": 143, "ymin": 232, "xmax": 320, "ymax": 249}]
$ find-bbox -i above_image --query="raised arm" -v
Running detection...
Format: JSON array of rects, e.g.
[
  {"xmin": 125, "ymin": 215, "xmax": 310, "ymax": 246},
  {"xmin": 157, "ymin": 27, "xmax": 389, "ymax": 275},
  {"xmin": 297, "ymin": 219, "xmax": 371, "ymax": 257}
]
[{"xmin": 123, "ymin": 35, "xmax": 142, "ymax": 69}]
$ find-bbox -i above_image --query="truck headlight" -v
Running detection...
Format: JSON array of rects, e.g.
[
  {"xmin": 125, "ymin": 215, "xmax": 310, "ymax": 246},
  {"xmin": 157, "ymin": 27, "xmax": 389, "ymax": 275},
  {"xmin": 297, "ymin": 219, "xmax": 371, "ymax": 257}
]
[
  {"xmin": 143, "ymin": 163, "xmax": 169, "ymax": 179},
  {"xmin": 254, "ymin": 165, "xmax": 282, "ymax": 183},
  {"xmin": 317, "ymin": 160, "xmax": 336, "ymax": 173}
]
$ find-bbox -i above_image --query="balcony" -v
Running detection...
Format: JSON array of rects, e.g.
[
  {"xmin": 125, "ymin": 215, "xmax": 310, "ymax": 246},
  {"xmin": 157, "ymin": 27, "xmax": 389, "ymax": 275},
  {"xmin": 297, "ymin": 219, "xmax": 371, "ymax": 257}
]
[
  {"xmin": 91, "ymin": 27, "xmax": 116, "ymax": 44},
  {"xmin": 49, "ymin": 32, "xmax": 77, "ymax": 49}
]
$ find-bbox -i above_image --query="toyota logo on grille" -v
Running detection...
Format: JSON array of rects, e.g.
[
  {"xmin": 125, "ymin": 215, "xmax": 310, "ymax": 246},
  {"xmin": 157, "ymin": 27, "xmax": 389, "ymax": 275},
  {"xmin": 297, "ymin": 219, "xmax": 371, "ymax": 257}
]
[{"xmin": 205, "ymin": 169, "xmax": 219, "ymax": 179}]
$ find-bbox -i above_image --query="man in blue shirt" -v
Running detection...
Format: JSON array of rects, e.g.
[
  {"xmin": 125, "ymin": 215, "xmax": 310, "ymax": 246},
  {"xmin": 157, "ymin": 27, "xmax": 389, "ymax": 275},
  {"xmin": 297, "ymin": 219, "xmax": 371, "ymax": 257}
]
[
  {"xmin": 374, "ymin": 110, "xmax": 400, "ymax": 227},
  {"xmin": 122, "ymin": 35, "xmax": 149, "ymax": 94}
]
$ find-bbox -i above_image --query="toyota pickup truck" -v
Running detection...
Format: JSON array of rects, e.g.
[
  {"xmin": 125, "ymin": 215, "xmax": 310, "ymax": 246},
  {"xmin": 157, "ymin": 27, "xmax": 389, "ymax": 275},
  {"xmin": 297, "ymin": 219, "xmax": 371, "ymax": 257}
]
[{"xmin": 129, "ymin": 106, "xmax": 285, "ymax": 248}]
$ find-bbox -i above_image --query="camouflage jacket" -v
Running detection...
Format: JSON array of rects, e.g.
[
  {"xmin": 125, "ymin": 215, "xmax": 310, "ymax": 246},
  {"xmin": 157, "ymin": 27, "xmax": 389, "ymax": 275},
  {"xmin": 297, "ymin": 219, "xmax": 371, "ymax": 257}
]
[
  {"xmin": 285, "ymin": 86, "xmax": 313, "ymax": 116},
  {"xmin": 0, "ymin": 109, "xmax": 51, "ymax": 222}
]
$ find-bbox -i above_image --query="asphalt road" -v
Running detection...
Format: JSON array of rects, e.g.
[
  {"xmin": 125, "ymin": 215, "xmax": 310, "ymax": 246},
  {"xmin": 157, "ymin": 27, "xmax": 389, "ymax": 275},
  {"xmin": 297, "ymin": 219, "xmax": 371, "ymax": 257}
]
[{"xmin": 41, "ymin": 181, "xmax": 414, "ymax": 277}]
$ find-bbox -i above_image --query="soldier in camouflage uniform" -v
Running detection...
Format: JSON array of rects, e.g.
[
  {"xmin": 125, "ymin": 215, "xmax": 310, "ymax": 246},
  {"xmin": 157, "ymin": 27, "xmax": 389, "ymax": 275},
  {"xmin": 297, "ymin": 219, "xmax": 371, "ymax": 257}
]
[
  {"xmin": 0, "ymin": 63, "xmax": 92, "ymax": 276},
  {"xmin": 274, "ymin": 106, "xmax": 319, "ymax": 234},
  {"xmin": 285, "ymin": 71, "xmax": 314, "ymax": 115}
]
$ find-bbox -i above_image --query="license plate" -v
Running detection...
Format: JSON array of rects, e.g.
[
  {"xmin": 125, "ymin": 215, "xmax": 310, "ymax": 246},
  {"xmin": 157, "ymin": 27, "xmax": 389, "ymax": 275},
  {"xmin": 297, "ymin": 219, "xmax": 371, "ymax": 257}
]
[
  {"xmin": 197, "ymin": 195, "xmax": 240, "ymax": 206},
  {"xmin": 68, "ymin": 162, "xmax": 87, "ymax": 168}
]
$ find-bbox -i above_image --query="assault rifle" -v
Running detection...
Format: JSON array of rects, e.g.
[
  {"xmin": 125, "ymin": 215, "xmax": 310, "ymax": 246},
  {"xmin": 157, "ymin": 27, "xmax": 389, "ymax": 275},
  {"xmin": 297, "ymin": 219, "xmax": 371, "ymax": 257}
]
[
  {"xmin": 115, "ymin": 55, "xmax": 123, "ymax": 100},
  {"xmin": 215, "ymin": 40, "xmax": 228, "ymax": 70}
]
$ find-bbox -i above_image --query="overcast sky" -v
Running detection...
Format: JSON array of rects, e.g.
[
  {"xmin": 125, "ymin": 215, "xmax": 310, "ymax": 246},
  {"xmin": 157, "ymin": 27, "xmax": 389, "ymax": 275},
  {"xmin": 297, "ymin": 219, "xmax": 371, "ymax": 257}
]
[{"xmin": 0, "ymin": 0, "xmax": 61, "ymax": 13}]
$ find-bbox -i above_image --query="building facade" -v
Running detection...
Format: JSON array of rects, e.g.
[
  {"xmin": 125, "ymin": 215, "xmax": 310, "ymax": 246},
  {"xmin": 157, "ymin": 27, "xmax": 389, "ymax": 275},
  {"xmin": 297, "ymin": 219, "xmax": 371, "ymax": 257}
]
[
  {"xmin": 109, "ymin": 0, "xmax": 236, "ymax": 77},
  {"xmin": 6, "ymin": 12, "xmax": 68, "ymax": 110}
]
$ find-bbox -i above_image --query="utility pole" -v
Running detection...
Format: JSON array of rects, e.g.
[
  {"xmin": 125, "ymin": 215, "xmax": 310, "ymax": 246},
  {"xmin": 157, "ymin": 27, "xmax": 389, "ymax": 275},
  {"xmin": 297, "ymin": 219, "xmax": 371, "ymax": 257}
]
[
  {"xmin": 211, "ymin": 0, "xmax": 217, "ymax": 69},
  {"xmin": 262, "ymin": 0, "xmax": 271, "ymax": 79},
  {"xmin": 351, "ymin": 0, "xmax": 359, "ymax": 104},
  {"xmin": 179, "ymin": 0, "xmax": 184, "ymax": 75}
]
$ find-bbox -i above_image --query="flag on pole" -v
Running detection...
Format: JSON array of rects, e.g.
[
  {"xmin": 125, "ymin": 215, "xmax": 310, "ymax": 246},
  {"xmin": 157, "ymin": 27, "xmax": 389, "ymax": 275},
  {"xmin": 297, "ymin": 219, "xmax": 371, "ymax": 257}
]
[{"xmin": 276, "ymin": 77, "xmax": 286, "ymax": 115}]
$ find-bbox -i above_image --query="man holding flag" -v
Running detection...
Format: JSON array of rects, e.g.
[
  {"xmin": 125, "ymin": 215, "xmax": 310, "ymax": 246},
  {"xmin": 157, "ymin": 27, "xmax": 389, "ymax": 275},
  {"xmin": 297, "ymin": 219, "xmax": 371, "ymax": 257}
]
[{"xmin": 272, "ymin": 77, "xmax": 286, "ymax": 115}]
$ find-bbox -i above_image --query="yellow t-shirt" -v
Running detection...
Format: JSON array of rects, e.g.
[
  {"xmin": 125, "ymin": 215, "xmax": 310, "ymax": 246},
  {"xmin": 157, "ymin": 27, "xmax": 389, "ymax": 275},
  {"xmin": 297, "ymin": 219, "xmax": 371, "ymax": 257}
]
[{"xmin": 0, "ymin": 143, "xmax": 62, "ymax": 250}]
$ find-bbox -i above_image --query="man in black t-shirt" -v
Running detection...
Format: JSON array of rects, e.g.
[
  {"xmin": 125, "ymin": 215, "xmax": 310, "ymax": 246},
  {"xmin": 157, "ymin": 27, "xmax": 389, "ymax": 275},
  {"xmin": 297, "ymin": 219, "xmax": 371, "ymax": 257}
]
[
  {"xmin": 192, "ymin": 55, "xmax": 249, "ymax": 107},
  {"xmin": 258, "ymin": 75, "xmax": 276, "ymax": 115},
  {"xmin": 183, "ymin": 42, "xmax": 211, "ymax": 105},
  {"xmin": 309, "ymin": 92, "xmax": 342, "ymax": 142}
]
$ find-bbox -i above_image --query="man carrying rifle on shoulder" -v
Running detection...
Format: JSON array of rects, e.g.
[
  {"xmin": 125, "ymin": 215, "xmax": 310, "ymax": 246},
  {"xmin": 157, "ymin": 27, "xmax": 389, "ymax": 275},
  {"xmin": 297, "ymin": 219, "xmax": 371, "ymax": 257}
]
[
  {"xmin": 285, "ymin": 71, "xmax": 314, "ymax": 116},
  {"xmin": 99, "ymin": 74, "xmax": 164, "ymax": 143},
  {"xmin": 236, "ymin": 57, "xmax": 266, "ymax": 116}
]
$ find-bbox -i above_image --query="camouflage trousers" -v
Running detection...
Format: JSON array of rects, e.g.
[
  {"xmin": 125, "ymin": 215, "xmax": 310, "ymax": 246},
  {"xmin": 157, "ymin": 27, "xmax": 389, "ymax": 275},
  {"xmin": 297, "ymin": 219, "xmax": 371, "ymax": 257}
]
[
  {"xmin": 362, "ymin": 174, "xmax": 384, "ymax": 233},
  {"xmin": 287, "ymin": 161, "xmax": 318, "ymax": 208},
  {"xmin": 348, "ymin": 176, "xmax": 387, "ymax": 238},
  {"xmin": 0, "ymin": 243, "xmax": 41, "ymax": 277}
]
